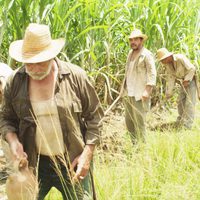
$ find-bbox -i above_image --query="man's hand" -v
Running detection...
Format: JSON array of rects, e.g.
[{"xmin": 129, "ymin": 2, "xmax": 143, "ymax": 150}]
[
  {"xmin": 142, "ymin": 85, "xmax": 153, "ymax": 101},
  {"xmin": 182, "ymin": 80, "xmax": 190, "ymax": 88},
  {"xmin": 6, "ymin": 132, "xmax": 27, "ymax": 161},
  {"xmin": 10, "ymin": 140, "xmax": 27, "ymax": 160},
  {"xmin": 71, "ymin": 144, "xmax": 95, "ymax": 182},
  {"xmin": 142, "ymin": 90, "xmax": 150, "ymax": 101}
]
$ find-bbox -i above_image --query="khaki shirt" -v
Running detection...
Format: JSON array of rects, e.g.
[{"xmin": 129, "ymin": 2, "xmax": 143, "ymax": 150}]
[
  {"xmin": 163, "ymin": 54, "xmax": 196, "ymax": 95},
  {"xmin": 0, "ymin": 58, "xmax": 103, "ymax": 167},
  {"xmin": 125, "ymin": 47, "xmax": 156, "ymax": 101}
]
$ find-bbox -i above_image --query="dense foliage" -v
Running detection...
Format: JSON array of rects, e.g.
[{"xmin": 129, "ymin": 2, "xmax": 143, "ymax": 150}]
[{"xmin": 0, "ymin": 0, "xmax": 199, "ymax": 104}]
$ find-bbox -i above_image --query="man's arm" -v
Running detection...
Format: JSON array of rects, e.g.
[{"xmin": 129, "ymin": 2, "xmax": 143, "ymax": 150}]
[
  {"xmin": 71, "ymin": 144, "xmax": 95, "ymax": 181},
  {"xmin": 181, "ymin": 55, "xmax": 195, "ymax": 82},
  {"xmin": 5, "ymin": 132, "xmax": 27, "ymax": 160},
  {"xmin": 142, "ymin": 53, "xmax": 156, "ymax": 101},
  {"xmin": 71, "ymin": 71, "xmax": 104, "ymax": 181},
  {"xmin": 0, "ymin": 75, "xmax": 26, "ymax": 161}
]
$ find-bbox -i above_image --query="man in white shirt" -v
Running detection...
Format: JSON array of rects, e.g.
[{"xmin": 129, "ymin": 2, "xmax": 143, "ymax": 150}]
[{"xmin": 122, "ymin": 29, "xmax": 156, "ymax": 143}]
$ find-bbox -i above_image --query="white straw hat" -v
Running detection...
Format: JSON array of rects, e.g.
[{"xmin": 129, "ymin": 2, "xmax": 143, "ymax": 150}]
[
  {"xmin": 157, "ymin": 48, "xmax": 173, "ymax": 61},
  {"xmin": 9, "ymin": 23, "xmax": 65, "ymax": 63},
  {"xmin": 129, "ymin": 29, "xmax": 148, "ymax": 40}
]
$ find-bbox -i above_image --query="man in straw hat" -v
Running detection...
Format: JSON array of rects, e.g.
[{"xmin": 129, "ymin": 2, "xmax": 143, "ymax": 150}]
[
  {"xmin": 157, "ymin": 47, "xmax": 196, "ymax": 129},
  {"xmin": 0, "ymin": 23, "xmax": 103, "ymax": 200},
  {"xmin": 121, "ymin": 29, "xmax": 156, "ymax": 143}
]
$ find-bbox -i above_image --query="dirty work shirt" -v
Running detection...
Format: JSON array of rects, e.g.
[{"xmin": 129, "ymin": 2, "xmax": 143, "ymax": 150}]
[
  {"xmin": 0, "ymin": 58, "xmax": 104, "ymax": 168},
  {"xmin": 164, "ymin": 54, "xmax": 196, "ymax": 95},
  {"xmin": 125, "ymin": 47, "xmax": 156, "ymax": 100},
  {"xmin": 31, "ymin": 98, "xmax": 65, "ymax": 156}
]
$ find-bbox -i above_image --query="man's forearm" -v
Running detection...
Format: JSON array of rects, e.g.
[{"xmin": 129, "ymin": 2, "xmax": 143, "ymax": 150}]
[
  {"xmin": 5, "ymin": 132, "xmax": 19, "ymax": 145},
  {"xmin": 83, "ymin": 144, "xmax": 95, "ymax": 160}
]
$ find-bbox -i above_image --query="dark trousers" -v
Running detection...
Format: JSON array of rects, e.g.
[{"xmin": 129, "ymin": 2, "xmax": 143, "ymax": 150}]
[{"xmin": 37, "ymin": 155, "xmax": 83, "ymax": 200}]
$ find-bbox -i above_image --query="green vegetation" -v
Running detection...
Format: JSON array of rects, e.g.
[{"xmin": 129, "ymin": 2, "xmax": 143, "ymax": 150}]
[
  {"xmin": 0, "ymin": 0, "xmax": 200, "ymax": 199},
  {"xmin": 44, "ymin": 105, "xmax": 200, "ymax": 200},
  {"xmin": 0, "ymin": 0, "xmax": 199, "ymax": 104}
]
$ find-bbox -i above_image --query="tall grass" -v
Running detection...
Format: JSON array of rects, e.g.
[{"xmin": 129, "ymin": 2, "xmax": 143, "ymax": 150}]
[
  {"xmin": 0, "ymin": 0, "xmax": 200, "ymax": 199},
  {"xmin": 0, "ymin": 0, "xmax": 199, "ymax": 104},
  {"xmin": 95, "ymin": 130, "xmax": 200, "ymax": 199},
  {"xmin": 43, "ymin": 103, "xmax": 200, "ymax": 199},
  {"xmin": 93, "ymin": 103, "xmax": 200, "ymax": 200}
]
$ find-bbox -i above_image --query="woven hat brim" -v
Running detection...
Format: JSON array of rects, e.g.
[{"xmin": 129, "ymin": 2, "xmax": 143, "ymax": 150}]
[
  {"xmin": 129, "ymin": 34, "xmax": 148, "ymax": 41},
  {"xmin": 158, "ymin": 52, "xmax": 173, "ymax": 61},
  {"xmin": 9, "ymin": 38, "xmax": 65, "ymax": 63}
]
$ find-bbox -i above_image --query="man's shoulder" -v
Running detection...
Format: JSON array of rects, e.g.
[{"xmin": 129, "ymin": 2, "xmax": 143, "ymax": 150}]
[
  {"xmin": 174, "ymin": 53, "xmax": 187, "ymax": 61},
  {"xmin": 142, "ymin": 48, "xmax": 153, "ymax": 57},
  {"xmin": 59, "ymin": 60, "xmax": 87, "ymax": 79}
]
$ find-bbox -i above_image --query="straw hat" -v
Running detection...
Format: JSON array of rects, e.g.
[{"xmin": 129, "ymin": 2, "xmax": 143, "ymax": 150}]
[
  {"xmin": 157, "ymin": 48, "xmax": 173, "ymax": 61},
  {"xmin": 129, "ymin": 29, "xmax": 148, "ymax": 40},
  {"xmin": 9, "ymin": 23, "xmax": 65, "ymax": 63}
]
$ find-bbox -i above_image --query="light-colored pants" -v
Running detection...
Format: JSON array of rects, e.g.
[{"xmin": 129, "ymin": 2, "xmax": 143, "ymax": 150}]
[
  {"xmin": 124, "ymin": 96, "xmax": 150, "ymax": 143},
  {"xmin": 177, "ymin": 79, "xmax": 196, "ymax": 129}
]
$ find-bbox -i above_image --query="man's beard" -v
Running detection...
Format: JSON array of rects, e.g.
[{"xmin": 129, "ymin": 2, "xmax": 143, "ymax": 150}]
[
  {"xmin": 131, "ymin": 44, "xmax": 139, "ymax": 50},
  {"xmin": 25, "ymin": 61, "xmax": 52, "ymax": 80}
]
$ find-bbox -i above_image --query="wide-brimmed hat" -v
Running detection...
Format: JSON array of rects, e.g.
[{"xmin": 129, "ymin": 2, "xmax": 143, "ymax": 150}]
[
  {"xmin": 129, "ymin": 29, "xmax": 148, "ymax": 40},
  {"xmin": 157, "ymin": 48, "xmax": 173, "ymax": 61},
  {"xmin": 9, "ymin": 23, "xmax": 65, "ymax": 63}
]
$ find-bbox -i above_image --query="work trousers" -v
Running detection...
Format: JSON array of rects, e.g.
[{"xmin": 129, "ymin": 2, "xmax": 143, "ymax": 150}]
[
  {"xmin": 124, "ymin": 96, "xmax": 150, "ymax": 143},
  {"xmin": 177, "ymin": 79, "xmax": 196, "ymax": 129},
  {"xmin": 37, "ymin": 155, "xmax": 93, "ymax": 200}
]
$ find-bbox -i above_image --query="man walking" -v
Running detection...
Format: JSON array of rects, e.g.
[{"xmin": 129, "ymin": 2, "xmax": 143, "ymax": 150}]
[
  {"xmin": 157, "ymin": 47, "xmax": 196, "ymax": 129},
  {"xmin": 122, "ymin": 29, "xmax": 156, "ymax": 143}
]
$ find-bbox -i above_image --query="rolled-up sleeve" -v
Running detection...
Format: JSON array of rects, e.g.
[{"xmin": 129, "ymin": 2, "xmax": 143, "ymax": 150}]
[
  {"xmin": 145, "ymin": 53, "xmax": 157, "ymax": 86},
  {"xmin": 0, "ymin": 78, "xmax": 18, "ymax": 139},
  {"xmin": 181, "ymin": 55, "xmax": 195, "ymax": 81},
  {"xmin": 79, "ymin": 73, "xmax": 104, "ymax": 145}
]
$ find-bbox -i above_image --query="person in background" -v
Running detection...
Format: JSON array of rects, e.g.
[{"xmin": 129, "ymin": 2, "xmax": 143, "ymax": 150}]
[
  {"xmin": 121, "ymin": 29, "xmax": 156, "ymax": 143},
  {"xmin": 157, "ymin": 47, "xmax": 196, "ymax": 129},
  {"xmin": 0, "ymin": 63, "xmax": 13, "ymax": 103},
  {"xmin": 0, "ymin": 63, "xmax": 13, "ymax": 177},
  {"xmin": 0, "ymin": 23, "xmax": 103, "ymax": 200}
]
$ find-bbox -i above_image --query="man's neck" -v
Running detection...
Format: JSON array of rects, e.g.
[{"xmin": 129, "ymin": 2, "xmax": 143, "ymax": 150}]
[{"xmin": 133, "ymin": 46, "xmax": 143, "ymax": 54}]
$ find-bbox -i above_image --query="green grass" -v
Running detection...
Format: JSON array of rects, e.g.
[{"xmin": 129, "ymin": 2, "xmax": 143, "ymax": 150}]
[
  {"xmin": 45, "ymin": 103, "xmax": 200, "ymax": 199},
  {"xmin": 0, "ymin": 0, "xmax": 199, "ymax": 199},
  {"xmin": 95, "ymin": 104, "xmax": 200, "ymax": 200},
  {"xmin": 94, "ymin": 105, "xmax": 200, "ymax": 200},
  {"xmin": 95, "ymin": 131, "xmax": 200, "ymax": 199}
]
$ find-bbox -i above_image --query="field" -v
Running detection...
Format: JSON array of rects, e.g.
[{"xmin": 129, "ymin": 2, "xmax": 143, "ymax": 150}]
[
  {"xmin": 38, "ymin": 101, "xmax": 200, "ymax": 200},
  {"xmin": 0, "ymin": 0, "xmax": 200, "ymax": 199}
]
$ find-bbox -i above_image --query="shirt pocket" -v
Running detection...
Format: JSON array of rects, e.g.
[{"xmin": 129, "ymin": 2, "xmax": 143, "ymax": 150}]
[
  {"xmin": 72, "ymin": 99, "xmax": 82, "ymax": 113},
  {"xmin": 137, "ymin": 57, "xmax": 146, "ymax": 73}
]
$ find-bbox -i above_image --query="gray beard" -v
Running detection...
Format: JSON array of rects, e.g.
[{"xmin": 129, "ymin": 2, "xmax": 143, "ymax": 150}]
[{"xmin": 26, "ymin": 61, "xmax": 52, "ymax": 80}]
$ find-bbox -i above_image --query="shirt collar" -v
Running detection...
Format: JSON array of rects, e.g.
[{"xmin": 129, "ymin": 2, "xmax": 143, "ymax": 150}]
[
  {"xmin": 17, "ymin": 57, "xmax": 71, "ymax": 76},
  {"xmin": 172, "ymin": 54, "xmax": 178, "ymax": 62}
]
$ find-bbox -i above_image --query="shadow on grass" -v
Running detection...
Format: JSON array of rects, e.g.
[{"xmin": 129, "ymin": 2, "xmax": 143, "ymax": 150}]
[{"xmin": 150, "ymin": 121, "xmax": 181, "ymax": 132}]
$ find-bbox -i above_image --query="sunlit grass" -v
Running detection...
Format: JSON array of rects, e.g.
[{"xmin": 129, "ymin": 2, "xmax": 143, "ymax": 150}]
[{"xmin": 94, "ymin": 103, "xmax": 200, "ymax": 199}]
